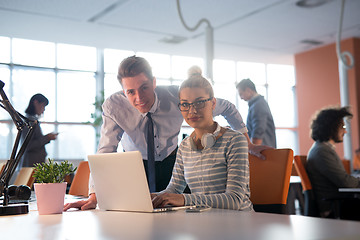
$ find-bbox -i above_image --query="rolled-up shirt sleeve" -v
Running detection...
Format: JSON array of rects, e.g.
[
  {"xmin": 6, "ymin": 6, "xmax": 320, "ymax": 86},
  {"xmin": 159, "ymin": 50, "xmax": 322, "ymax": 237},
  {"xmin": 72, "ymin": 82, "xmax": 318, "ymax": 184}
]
[
  {"xmin": 213, "ymin": 98, "xmax": 247, "ymax": 133},
  {"xmin": 97, "ymin": 108, "xmax": 125, "ymax": 154},
  {"xmin": 89, "ymin": 103, "xmax": 125, "ymax": 194}
]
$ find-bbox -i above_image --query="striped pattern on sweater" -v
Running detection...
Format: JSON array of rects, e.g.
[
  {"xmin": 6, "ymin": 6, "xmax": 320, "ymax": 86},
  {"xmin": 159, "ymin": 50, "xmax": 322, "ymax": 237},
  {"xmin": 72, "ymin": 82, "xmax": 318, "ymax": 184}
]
[{"xmin": 163, "ymin": 128, "xmax": 253, "ymax": 211}]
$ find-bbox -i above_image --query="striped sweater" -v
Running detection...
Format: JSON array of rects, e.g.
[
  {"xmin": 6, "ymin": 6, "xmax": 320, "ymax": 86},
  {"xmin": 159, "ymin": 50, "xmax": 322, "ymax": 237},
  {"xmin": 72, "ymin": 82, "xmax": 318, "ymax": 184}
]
[{"xmin": 163, "ymin": 128, "xmax": 253, "ymax": 211}]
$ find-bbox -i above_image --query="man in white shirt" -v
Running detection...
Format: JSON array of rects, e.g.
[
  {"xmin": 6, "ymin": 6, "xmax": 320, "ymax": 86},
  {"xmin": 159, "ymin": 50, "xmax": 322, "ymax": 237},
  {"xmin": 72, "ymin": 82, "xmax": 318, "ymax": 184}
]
[{"xmin": 64, "ymin": 56, "xmax": 265, "ymax": 211}]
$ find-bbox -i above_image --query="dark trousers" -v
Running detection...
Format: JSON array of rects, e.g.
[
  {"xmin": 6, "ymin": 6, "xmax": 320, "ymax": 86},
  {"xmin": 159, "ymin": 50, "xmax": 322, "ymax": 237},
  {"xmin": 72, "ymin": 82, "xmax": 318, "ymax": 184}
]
[
  {"xmin": 143, "ymin": 151, "xmax": 176, "ymax": 192},
  {"xmin": 286, "ymin": 182, "xmax": 305, "ymax": 215},
  {"xmin": 143, "ymin": 148, "xmax": 190, "ymax": 193}
]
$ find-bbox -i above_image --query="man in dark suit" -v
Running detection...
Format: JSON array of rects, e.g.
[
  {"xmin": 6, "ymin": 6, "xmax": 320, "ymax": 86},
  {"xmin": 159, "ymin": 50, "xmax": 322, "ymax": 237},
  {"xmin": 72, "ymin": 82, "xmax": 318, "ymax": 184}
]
[{"xmin": 306, "ymin": 106, "xmax": 360, "ymax": 219}]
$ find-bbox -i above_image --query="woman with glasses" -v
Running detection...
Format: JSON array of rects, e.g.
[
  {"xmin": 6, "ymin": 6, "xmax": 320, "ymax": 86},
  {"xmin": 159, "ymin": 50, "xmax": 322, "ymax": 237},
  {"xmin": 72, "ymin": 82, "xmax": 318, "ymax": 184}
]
[{"xmin": 152, "ymin": 70, "xmax": 253, "ymax": 211}]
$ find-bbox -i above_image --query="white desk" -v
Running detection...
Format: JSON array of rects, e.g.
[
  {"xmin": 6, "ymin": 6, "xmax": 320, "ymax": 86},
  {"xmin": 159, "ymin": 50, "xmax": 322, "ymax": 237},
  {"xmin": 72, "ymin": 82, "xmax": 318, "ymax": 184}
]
[
  {"xmin": 1, "ymin": 198, "xmax": 360, "ymax": 240},
  {"xmin": 339, "ymin": 188, "xmax": 360, "ymax": 193},
  {"xmin": 290, "ymin": 176, "xmax": 301, "ymax": 183}
]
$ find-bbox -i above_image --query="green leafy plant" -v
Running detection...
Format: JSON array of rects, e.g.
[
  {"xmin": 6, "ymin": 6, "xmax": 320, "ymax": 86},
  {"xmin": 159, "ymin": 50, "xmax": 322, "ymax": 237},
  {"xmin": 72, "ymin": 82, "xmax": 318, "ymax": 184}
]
[
  {"xmin": 33, "ymin": 159, "xmax": 77, "ymax": 183},
  {"xmin": 91, "ymin": 91, "xmax": 105, "ymax": 146},
  {"xmin": 91, "ymin": 91, "xmax": 105, "ymax": 127}
]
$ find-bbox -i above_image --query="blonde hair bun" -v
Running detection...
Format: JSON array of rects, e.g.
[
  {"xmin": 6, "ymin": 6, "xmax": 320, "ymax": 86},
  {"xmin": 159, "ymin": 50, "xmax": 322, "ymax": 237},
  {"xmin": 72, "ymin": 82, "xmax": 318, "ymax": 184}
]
[{"xmin": 187, "ymin": 66, "xmax": 202, "ymax": 78}]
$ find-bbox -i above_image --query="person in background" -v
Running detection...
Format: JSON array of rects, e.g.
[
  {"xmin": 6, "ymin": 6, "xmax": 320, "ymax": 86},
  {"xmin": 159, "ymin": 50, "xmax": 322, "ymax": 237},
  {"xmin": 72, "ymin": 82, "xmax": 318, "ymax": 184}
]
[
  {"xmin": 64, "ymin": 56, "xmax": 263, "ymax": 211},
  {"xmin": 236, "ymin": 78, "xmax": 276, "ymax": 148},
  {"xmin": 21, "ymin": 94, "xmax": 58, "ymax": 167},
  {"xmin": 151, "ymin": 71, "xmax": 252, "ymax": 211},
  {"xmin": 306, "ymin": 106, "xmax": 360, "ymax": 219}
]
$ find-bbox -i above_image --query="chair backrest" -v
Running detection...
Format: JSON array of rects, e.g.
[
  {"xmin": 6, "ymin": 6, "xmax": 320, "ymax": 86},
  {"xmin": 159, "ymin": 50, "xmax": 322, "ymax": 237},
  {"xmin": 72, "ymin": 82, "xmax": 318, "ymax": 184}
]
[
  {"xmin": 249, "ymin": 148, "xmax": 294, "ymax": 214},
  {"xmin": 293, "ymin": 155, "xmax": 319, "ymax": 217},
  {"xmin": 291, "ymin": 163, "xmax": 299, "ymax": 176},
  {"xmin": 14, "ymin": 167, "xmax": 35, "ymax": 188},
  {"xmin": 68, "ymin": 161, "xmax": 90, "ymax": 197},
  {"xmin": 293, "ymin": 155, "xmax": 312, "ymax": 191},
  {"xmin": 341, "ymin": 159, "xmax": 351, "ymax": 174},
  {"xmin": 354, "ymin": 149, "xmax": 360, "ymax": 170}
]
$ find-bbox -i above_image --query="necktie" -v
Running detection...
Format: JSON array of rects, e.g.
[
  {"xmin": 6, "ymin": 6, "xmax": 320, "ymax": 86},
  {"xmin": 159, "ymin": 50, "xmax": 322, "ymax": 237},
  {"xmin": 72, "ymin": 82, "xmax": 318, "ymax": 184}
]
[{"xmin": 146, "ymin": 113, "xmax": 156, "ymax": 192}]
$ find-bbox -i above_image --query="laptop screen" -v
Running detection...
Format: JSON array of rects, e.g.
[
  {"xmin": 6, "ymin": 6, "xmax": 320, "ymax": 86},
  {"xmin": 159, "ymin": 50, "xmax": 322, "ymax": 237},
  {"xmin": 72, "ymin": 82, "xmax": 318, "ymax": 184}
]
[{"xmin": 88, "ymin": 151, "xmax": 154, "ymax": 212}]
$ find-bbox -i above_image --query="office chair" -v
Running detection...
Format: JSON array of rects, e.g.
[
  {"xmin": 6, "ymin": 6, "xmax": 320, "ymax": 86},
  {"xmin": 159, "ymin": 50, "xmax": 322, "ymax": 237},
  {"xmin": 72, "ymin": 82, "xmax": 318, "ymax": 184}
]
[
  {"xmin": 249, "ymin": 148, "xmax": 293, "ymax": 214},
  {"xmin": 68, "ymin": 161, "xmax": 90, "ymax": 197},
  {"xmin": 13, "ymin": 167, "xmax": 36, "ymax": 188},
  {"xmin": 291, "ymin": 162, "xmax": 299, "ymax": 176},
  {"xmin": 293, "ymin": 155, "xmax": 319, "ymax": 217},
  {"xmin": 341, "ymin": 159, "xmax": 351, "ymax": 174}
]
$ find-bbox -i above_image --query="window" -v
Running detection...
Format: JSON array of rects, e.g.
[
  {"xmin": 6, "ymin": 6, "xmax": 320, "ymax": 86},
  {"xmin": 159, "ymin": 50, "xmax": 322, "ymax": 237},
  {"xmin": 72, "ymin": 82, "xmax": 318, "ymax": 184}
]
[
  {"xmin": 213, "ymin": 60, "xmax": 237, "ymax": 126},
  {"xmin": 40, "ymin": 123, "xmax": 56, "ymax": 157},
  {"xmin": 267, "ymin": 64, "xmax": 296, "ymax": 86},
  {"xmin": 267, "ymin": 64, "xmax": 296, "ymax": 128},
  {"xmin": 236, "ymin": 62, "xmax": 267, "ymax": 121},
  {"xmin": 0, "ymin": 123, "xmax": 11, "ymax": 159},
  {"xmin": 57, "ymin": 71, "xmax": 96, "ymax": 122},
  {"xmin": 57, "ymin": 44, "xmax": 96, "ymax": 71},
  {"xmin": 276, "ymin": 129, "xmax": 298, "ymax": 151},
  {"xmin": 0, "ymin": 65, "xmax": 10, "ymax": 120},
  {"xmin": 104, "ymin": 49, "xmax": 134, "ymax": 74},
  {"xmin": 0, "ymin": 36, "xmax": 299, "ymax": 162},
  {"xmin": 104, "ymin": 49, "xmax": 134, "ymax": 98},
  {"xmin": 237, "ymin": 62, "xmax": 266, "ymax": 85},
  {"xmin": 171, "ymin": 56, "xmax": 204, "ymax": 80},
  {"xmin": 56, "ymin": 125, "xmax": 96, "ymax": 158},
  {"xmin": 104, "ymin": 73, "xmax": 121, "ymax": 99},
  {"xmin": 12, "ymin": 38, "xmax": 55, "ymax": 68},
  {"xmin": 268, "ymin": 85, "xmax": 296, "ymax": 127},
  {"xmin": 213, "ymin": 59, "xmax": 236, "ymax": 84},
  {"xmin": 0, "ymin": 36, "xmax": 10, "ymax": 63},
  {"xmin": 1, "ymin": 39, "xmax": 97, "ymax": 162},
  {"xmin": 12, "ymin": 67, "xmax": 56, "ymax": 121},
  {"xmin": 137, "ymin": 52, "xmax": 171, "ymax": 79},
  {"xmin": 235, "ymin": 62, "xmax": 297, "ymax": 153}
]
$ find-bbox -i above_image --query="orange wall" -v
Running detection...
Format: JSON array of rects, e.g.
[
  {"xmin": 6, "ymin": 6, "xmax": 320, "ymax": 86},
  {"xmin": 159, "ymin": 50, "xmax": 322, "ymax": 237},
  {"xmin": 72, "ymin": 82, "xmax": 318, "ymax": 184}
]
[{"xmin": 295, "ymin": 38, "xmax": 360, "ymax": 160}]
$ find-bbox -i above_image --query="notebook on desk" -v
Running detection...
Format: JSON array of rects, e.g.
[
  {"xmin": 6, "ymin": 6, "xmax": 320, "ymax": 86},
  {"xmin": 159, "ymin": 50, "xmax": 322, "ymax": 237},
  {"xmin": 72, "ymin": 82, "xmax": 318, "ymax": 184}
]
[{"xmin": 87, "ymin": 151, "xmax": 189, "ymax": 213}]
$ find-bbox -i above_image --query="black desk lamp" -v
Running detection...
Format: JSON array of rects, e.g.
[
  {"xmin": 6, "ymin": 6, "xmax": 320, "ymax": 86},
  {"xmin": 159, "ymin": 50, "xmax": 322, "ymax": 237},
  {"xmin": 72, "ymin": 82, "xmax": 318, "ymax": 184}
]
[{"xmin": 0, "ymin": 79, "xmax": 38, "ymax": 215}]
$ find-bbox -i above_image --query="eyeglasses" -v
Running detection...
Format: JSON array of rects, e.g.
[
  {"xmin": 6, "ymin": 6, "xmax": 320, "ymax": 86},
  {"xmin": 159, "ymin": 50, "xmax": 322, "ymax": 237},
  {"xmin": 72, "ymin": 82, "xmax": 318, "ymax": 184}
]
[{"xmin": 178, "ymin": 97, "xmax": 213, "ymax": 112}]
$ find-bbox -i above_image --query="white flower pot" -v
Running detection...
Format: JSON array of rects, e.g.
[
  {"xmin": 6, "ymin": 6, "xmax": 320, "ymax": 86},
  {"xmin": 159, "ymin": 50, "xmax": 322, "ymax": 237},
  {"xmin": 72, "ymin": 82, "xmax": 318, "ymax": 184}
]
[{"xmin": 34, "ymin": 182, "xmax": 67, "ymax": 215}]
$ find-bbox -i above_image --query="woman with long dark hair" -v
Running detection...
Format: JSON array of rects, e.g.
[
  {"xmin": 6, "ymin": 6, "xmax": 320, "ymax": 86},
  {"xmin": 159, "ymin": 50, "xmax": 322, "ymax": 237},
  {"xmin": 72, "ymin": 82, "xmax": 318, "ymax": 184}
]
[{"xmin": 21, "ymin": 93, "xmax": 58, "ymax": 167}]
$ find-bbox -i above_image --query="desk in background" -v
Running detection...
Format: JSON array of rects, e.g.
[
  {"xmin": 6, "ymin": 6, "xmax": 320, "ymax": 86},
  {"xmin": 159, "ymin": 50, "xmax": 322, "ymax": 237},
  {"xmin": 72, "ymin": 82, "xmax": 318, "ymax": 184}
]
[
  {"xmin": 286, "ymin": 176, "xmax": 304, "ymax": 215},
  {"xmin": 326, "ymin": 188, "xmax": 360, "ymax": 220},
  {"xmin": 339, "ymin": 188, "xmax": 360, "ymax": 193},
  {"xmin": 1, "ymin": 197, "xmax": 360, "ymax": 240},
  {"xmin": 338, "ymin": 188, "xmax": 360, "ymax": 200}
]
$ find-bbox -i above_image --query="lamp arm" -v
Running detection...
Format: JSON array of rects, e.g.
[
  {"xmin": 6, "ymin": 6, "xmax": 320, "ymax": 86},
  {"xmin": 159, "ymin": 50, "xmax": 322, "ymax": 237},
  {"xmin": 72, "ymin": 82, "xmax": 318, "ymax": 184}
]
[
  {"xmin": 2, "ymin": 122, "xmax": 37, "ymax": 185},
  {"xmin": 0, "ymin": 80, "xmax": 38, "ymax": 206}
]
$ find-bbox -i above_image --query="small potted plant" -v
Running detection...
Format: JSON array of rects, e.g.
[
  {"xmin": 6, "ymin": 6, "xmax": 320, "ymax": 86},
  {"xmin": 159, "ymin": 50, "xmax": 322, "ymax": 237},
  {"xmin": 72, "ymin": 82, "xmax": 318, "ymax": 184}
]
[{"xmin": 33, "ymin": 159, "xmax": 77, "ymax": 215}]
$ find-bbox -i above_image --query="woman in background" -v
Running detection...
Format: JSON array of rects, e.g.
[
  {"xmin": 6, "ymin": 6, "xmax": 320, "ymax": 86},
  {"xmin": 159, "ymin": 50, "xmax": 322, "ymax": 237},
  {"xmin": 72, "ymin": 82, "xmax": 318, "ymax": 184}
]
[
  {"xmin": 21, "ymin": 93, "xmax": 58, "ymax": 167},
  {"xmin": 151, "ymin": 69, "xmax": 252, "ymax": 211}
]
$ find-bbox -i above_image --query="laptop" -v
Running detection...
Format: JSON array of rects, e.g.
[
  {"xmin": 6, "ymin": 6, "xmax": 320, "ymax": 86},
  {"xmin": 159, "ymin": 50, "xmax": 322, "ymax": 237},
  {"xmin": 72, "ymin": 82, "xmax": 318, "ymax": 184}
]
[{"xmin": 87, "ymin": 151, "xmax": 190, "ymax": 213}]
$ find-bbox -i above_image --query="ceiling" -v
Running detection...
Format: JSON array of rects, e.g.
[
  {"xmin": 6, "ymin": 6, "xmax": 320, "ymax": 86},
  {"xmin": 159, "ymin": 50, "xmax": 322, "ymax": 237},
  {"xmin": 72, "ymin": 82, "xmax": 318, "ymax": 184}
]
[{"xmin": 0, "ymin": 0, "xmax": 359, "ymax": 65}]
